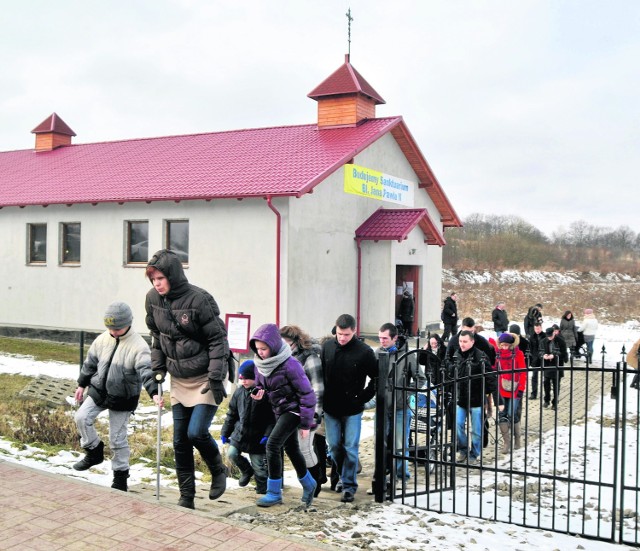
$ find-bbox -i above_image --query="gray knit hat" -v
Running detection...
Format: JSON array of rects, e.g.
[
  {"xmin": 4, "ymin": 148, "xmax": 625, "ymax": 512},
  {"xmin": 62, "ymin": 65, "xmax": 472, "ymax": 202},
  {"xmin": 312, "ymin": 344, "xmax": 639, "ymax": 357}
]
[{"xmin": 104, "ymin": 302, "xmax": 133, "ymax": 330}]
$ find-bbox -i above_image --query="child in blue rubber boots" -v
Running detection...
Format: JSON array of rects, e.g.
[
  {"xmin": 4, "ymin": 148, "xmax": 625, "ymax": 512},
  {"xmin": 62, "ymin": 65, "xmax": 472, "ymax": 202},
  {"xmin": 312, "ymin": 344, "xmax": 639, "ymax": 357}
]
[
  {"xmin": 249, "ymin": 323, "xmax": 318, "ymax": 508},
  {"xmin": 220, "ymin": 360, "xmax": 274, "ymax": 494}
]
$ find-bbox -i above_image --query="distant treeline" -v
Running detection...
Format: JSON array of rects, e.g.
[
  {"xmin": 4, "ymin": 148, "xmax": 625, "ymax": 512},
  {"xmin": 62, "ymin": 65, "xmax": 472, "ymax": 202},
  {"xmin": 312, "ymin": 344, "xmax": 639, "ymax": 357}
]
[{"xmin": 443, "ymin": 213, "xmax": 640, "ymax": 273}]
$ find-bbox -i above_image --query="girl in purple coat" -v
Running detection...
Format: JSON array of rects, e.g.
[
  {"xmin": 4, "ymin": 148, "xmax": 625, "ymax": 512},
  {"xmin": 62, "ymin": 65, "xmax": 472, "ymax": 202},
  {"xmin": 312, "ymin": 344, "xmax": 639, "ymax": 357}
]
[{"xmin": 249, "ymin": 323, "xmax": 317, "ymax": 508}]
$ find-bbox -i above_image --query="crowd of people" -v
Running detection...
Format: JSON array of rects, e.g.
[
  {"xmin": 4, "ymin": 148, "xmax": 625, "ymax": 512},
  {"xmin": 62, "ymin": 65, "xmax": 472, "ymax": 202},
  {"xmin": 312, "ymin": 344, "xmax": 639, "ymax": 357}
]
[
  {"xmin": 429, "ymin": 291, "xmax": 603, "ymax": 465},
  {"xmin": 71, "ymin": 249, "xmax": 411, "ymax": 509},
  {"xmin": 70, "ymin": 259, "xmax": 615, "ymax": 508}
]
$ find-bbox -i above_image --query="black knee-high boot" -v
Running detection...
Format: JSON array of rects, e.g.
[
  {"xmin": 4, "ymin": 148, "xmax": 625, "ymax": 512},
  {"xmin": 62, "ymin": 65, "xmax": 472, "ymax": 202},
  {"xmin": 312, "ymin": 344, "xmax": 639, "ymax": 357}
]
[
  {"xmin": 176, "ymin": 469, "xmax": 195, "ymax": 509},
  {"xmin": 313, "ymin": 434, "xmax": 328, "ymax": 485},
  {"xmin": 203, "ymin": 452, "xmax": 227, "ymax": 500}
]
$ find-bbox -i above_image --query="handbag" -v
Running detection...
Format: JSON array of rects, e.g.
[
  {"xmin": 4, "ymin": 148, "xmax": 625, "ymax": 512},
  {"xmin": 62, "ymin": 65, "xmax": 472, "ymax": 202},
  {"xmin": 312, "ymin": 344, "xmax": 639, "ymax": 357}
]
[{"xmin": 500, "ymin": 377, "xmax": 515, "ymax": 392}]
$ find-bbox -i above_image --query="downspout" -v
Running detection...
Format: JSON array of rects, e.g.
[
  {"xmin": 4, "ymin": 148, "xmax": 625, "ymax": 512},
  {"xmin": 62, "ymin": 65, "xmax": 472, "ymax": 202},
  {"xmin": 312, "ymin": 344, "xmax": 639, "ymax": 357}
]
[
  {"xmin": 356, "ymin": 237, "xmax": 362, "ymax": 336},
  {"xmin": 266, "ymin": 196, "xmax": 281, "ymax": 326}
]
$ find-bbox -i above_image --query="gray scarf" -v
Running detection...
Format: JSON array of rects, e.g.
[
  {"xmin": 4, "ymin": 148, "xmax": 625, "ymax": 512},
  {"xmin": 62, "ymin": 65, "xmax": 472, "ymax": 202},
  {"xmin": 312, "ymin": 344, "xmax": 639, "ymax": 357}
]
[{"xmin": 254, "ymin": 341, "xmax": 292, "ymax": 378}]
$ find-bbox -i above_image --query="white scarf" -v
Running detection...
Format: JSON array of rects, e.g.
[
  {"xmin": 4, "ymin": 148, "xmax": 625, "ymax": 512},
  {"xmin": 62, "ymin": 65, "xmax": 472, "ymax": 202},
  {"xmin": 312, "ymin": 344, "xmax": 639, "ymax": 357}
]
[{"xmin": 254, "ymin": 341, "xmax": 292, "ymax": 377}]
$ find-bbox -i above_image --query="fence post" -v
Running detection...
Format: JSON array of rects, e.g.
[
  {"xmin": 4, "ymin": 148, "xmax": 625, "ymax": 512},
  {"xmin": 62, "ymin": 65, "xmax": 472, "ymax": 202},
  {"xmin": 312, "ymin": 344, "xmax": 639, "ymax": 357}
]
[
  {"xmin": 79, "ymin": 331, "xmax": 85, "ymax": 376},
  {"xmin": 615, "ymin": 356, "xmax": 624, "ymax": 543},
  {"xmin": 373, "ymin": 351, "xmax": 389, "ymax": 503}
]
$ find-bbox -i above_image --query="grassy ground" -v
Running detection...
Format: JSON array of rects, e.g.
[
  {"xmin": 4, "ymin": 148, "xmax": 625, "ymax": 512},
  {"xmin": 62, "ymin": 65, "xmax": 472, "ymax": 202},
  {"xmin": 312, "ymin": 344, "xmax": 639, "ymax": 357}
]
[
  {"xmin": 0, "ymin": 373, "xmax": 79, "ymax": 452},
  {"xmin": 0, "ymin": 336, "xmax": 234, "ymax": 478},
  {"xmin": 0, "ymin": 336, "xmax": 86, "ymax": 363}
]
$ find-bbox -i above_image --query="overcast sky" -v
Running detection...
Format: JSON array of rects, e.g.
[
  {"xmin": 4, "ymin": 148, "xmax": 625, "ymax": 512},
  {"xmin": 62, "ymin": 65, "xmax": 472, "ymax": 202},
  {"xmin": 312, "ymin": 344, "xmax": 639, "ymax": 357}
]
[{"xmin": 2, "ymin": 1, "xmax": 638, "ymax": 236}]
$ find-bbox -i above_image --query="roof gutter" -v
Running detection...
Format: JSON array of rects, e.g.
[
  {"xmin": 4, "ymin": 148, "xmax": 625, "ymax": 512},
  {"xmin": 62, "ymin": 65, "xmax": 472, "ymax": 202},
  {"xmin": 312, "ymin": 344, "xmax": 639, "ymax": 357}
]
[{"xmin": 266, "ymin": 196, "xmax": 281, "ymax": 326}]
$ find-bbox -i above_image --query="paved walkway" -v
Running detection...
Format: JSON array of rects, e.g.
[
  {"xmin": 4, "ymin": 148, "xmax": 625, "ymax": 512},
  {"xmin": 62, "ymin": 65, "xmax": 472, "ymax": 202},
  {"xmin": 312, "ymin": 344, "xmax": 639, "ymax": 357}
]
[{"xmin": 0, "ymin": 460, "xmax": 330, "ymax": 551}]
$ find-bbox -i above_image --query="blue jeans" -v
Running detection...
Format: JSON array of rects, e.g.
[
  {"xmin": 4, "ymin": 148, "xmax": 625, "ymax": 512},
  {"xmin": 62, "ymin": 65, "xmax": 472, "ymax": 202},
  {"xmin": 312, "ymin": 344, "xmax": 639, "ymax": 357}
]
[
  {"xmin": 498, "ymin": 397, "xmax": 521, "ymax": 424},
  {"xmin": 585, "ymin": 337, "xmax": 595, "ymax": 360},
  {"xmin": 266, "ymin": 412, "xmax": 307, "ymax": 479},
  {"xmin": 172, "ymin": 403, "xmax": 220, "ymax": 472},
  {"xmin": 394, "ymin": 408, "xmax": 412, "ymax": 478},
  {"xmin": 456, "ymin": 405, "xmax": 483, "ymax": 460},
  {"xmin": 227, "ymin": 445, "xmax": 268, "ymax": 490},
  {"xmin": 324, "ymin": 411, "xmax": 362, "ymax": 494}
]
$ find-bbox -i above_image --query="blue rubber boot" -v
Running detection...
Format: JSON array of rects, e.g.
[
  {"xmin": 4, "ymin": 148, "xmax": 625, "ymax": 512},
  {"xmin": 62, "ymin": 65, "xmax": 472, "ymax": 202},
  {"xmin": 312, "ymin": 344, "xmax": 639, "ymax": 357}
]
[
  {"xmin": 256, "ymin": 478, "xmax": 283, "ymax": 507},
  {"xmin": 299, "ymin": 470, "xmax": 317, "ymax": 508}
]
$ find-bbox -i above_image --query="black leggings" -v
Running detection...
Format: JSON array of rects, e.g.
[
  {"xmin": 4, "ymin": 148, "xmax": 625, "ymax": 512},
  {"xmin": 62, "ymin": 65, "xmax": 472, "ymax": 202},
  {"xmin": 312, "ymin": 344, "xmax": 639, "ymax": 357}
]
[{"xmin": 266, "ymin": 412, "xmax": 307, "ymax": 479}]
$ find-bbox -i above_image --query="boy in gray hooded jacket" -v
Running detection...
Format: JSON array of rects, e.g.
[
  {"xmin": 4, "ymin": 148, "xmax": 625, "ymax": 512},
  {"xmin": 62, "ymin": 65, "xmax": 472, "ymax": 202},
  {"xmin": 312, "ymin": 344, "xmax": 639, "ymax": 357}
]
[{"xmin": 73, "ymin": 302, "xmax": 157, "ymax": 491}]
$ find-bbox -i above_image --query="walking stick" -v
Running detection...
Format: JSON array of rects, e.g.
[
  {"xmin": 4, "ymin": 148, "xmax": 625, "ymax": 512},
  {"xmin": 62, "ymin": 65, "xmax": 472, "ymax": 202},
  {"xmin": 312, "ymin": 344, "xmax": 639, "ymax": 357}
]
[{"xmin": 155, "ymin": 373, "xmax": 163, "ymax": 501}]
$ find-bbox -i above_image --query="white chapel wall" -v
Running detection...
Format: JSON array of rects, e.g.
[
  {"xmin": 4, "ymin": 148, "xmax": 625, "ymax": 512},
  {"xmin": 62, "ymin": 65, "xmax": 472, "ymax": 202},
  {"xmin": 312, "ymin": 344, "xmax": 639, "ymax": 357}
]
[
  {"xmin": 285, "ymin": 131, "xmax": 445, "ymax": 337},
  {"xmin": 0, "ymin": 199, "xmax": 279, "ymax": 335}
]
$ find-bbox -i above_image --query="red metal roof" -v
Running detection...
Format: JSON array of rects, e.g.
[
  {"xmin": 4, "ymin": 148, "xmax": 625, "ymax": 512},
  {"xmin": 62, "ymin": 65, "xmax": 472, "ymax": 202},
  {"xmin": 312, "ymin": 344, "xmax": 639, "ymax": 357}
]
[
  {"xmin": 308, "ymin": 55, "xmax": 385, "ymax": 105},
  {"xmin": 0, "ymin": 116, "xmax": 461, "ymax": 227},
  {"xmin": 31, "ymin": 113, "xmax": 76, "ymax": 136},
  {"xmin": 355, "ymin": 207, "xmax": 446, "ymax": 246}
]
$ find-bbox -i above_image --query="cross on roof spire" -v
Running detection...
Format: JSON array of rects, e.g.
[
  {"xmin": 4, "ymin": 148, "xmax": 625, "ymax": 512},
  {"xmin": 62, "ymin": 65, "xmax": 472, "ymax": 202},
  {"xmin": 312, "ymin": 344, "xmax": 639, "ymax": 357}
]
[{"xmin": 346, "ymin": 8, "xmax": 354, "ymax": 57}]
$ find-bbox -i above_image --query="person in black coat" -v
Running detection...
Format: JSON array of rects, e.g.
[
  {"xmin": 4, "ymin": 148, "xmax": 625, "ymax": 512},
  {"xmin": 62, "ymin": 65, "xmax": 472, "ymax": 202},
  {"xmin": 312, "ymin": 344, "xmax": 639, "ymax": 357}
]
[
  {"xmin": 524, "ymin": 304, "xmax": 544, "ymax": 338},
  {"xmin": 509, "ymin": 323, "xmax": 529, "ymax": 357},
  {"xmin": 145, "ymin": 249, "xmax": 231, "ymax": 509},
  {"xmin": 419, "ymin": 333, "xmax": 452, "ymax": 430},
  {"xmin": 399, "ymin": 291, "xmax": 415, "ymax": 335},
  {"xmin": 419, "ymin": 333, "xmax": 446, "ymax": 385},
  {"xmin": 321, "ymin": 314, "xmax": 377, "ymax": 503},
  {"xmin": 492, "ymin": 302, "xmax": 509, "ymax": 336},
  {"xmin": 451, "ymin": 331, "xmax": 497, "ymax": 464},
  {"xmin": 221, "ymin": 361, "xmax": 275, "ymax": 494},
  {"xmin": 528, "ymin": 323, "xmax": 545, "ymax": 399},
  {"xmin": 441, "ymin": 292, "xmax": 458, "ymax": 341},
  {"xmin": 540, "ymin": 328, "xmax": 568, "ymax": 410},
  {"xmin": 446, "ymin": 317, "xmax": 496, "ymax": 366}
]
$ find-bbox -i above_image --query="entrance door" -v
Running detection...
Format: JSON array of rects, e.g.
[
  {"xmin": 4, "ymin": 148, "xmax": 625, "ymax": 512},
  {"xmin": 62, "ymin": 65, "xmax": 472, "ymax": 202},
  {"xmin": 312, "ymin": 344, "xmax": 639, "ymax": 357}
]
[{"xmin": 396, "ymin": 265, "xmax": 420, "ymax": 335}]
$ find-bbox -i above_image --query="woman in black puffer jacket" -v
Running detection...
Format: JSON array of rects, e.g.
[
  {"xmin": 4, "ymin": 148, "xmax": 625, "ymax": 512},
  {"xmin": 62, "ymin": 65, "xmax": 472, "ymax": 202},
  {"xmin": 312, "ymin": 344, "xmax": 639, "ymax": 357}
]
[{"xmin": 145, "ymin": 249, "xmax": 231, "ymax": 510}]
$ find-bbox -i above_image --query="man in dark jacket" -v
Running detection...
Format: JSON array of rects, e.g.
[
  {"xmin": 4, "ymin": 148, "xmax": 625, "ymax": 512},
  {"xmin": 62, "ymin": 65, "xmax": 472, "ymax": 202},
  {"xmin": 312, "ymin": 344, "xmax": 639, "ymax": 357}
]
[
  {"xmin": 492, "ymin": 301, "xmax": 509, "ymax": 336},
  {"xmin": 452, "ymin": 331, "xmax": 496, "ymax": 464},
  {"xmin": 374, "ymin": 323, "xmax": 426, "ymax": 480},
  {"xmin": 446, "ymin": 317, "xmax": 496, "ymax": 366},
  {"xmin": 528, "ymin": 323, "xmax": 545, "ymax": 399},
  {"xmin": 441, "ymin": 292, "xmax": 458, "ymax": 341},
  {"xmin": 540, "ymin": 327, "xmax": 568, "ymax": 410},
  {"xmin": 321, "ymin": 314, "xmax": 377, "ymax": 503}
]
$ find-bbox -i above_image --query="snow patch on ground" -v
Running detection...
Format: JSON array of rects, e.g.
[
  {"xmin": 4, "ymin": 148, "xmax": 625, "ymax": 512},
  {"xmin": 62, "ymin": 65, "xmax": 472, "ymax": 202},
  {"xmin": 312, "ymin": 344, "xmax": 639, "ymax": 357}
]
[{"xmin": 443, "ymin": 269, "xmax": 639, "ymax": 285}]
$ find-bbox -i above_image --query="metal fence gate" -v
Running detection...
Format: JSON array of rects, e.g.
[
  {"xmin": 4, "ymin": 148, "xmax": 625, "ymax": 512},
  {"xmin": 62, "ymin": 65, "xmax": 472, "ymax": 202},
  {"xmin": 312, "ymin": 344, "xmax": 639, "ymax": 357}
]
[{"xmin": 373, "ymin": 343, "xmax": 640, "ymax": 546}]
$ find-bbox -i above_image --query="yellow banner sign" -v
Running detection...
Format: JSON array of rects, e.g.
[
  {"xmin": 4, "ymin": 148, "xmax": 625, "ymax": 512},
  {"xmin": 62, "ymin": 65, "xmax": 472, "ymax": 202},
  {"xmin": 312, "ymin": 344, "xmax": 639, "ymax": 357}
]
[{"xmin": 344, "ymin": 164, "xmax": 414, "ymax": 206}]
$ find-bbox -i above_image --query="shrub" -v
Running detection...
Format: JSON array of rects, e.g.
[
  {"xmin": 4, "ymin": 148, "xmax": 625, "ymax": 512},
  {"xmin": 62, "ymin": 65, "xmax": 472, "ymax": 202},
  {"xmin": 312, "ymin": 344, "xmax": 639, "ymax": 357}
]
[{"xmin": 11, "ymin": 401, "xmax": 80, "ymax": 449}]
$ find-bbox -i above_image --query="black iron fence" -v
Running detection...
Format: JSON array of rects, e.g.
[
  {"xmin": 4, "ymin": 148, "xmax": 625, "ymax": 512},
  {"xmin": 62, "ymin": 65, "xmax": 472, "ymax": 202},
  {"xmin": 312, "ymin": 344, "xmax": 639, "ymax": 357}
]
[{"xmin": 373, "ymin": 341, "xmax": 640, "ymax": 546}]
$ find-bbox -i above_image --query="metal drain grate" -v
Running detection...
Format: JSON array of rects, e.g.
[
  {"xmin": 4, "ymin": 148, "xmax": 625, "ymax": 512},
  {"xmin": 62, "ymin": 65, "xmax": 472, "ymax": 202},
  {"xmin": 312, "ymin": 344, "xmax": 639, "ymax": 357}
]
[{"xmin": 19, "ymin": 375, "xmax": 77, "ymax": 407}]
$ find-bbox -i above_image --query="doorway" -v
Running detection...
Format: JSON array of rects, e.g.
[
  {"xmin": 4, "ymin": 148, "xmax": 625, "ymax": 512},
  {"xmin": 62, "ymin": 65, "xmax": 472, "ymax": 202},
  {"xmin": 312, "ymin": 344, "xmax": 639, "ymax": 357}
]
[{"xmin": 395, "ymin": 265, "xmax": 420, "ymax": 336}]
